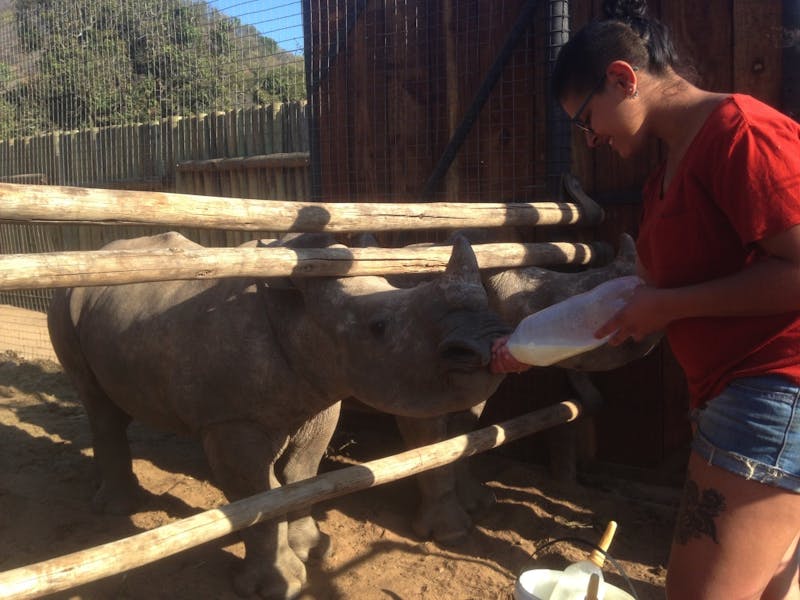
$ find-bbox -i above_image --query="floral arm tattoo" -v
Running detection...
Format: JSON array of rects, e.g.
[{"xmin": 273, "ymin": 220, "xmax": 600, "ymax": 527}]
[{"xmin": 674, "ymin": 475, "xmax": 727, "ymax": 545}]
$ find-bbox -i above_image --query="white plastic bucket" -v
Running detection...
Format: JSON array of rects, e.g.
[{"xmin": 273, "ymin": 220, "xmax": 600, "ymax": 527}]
[{"xmin": 513, "ymin": 569, "xmax": 636, "ymax": 600}]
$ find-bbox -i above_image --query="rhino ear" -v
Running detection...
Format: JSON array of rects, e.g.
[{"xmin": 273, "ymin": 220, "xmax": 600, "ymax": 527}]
[
  {"xmin": 444, "ymin": 235, "xmax": 482, "ymax": 284},
  {"xmin": 345, "ymin": 232, "xmax": 379, "ymax": 248}
]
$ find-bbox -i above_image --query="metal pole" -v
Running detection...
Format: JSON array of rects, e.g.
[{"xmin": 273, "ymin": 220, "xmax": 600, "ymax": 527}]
[
  {"xmin": 545, "ymin": 0, "xmax": 571, "ymax": 198},
  {"xmin": 783, "ymin": 0, "xmax": 800, "ymax": 121}
]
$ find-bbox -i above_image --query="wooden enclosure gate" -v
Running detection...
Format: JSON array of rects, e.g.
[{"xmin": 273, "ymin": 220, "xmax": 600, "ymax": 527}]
[{"xmin": 0, "ymin": 175, "xmax": 616, "ymax": 597}]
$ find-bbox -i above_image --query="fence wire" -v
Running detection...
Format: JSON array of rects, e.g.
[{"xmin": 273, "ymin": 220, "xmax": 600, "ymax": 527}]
[
  {"xmin": 0, "ymin": 0, "xmax": 564, "ymax": 362},
  {"xmin": 4, "ymin": 0, "xmax": 305, "ymax": 136},
  {"xmin": 304, "ymin": 1, "xmax": 562, "ymax": 210},
  {"xmin": 0, "ymin": 0, "xmax": 308, "ymax": 360},
  {"xmin": 0, "ymin": 0, "xmax": 308, "ymax": 190}
]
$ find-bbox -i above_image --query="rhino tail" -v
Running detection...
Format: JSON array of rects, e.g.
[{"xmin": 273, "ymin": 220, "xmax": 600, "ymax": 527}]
[{"xmin": 46, "ymin": 289, "xmax": 102, "ymax": 395}]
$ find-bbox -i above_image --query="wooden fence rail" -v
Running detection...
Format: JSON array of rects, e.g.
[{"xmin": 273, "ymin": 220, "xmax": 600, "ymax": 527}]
[
  {"xmin": 0, "ymin": 241, "xmax": 604, "ymax": 290},
  {"xmin": 0, "ymin": 402, "xmax": 581, "ymax": 600},
  {"xmin": 175, "ymin": 152, "xmax": 311, "ymax": 201},
  {"xmin": 0, "ymin": 103, "xmax": 309, "ymax": 190},
  {"xmin": 0, "ymin": 175, "xmax": 603, "ymax": 233}
]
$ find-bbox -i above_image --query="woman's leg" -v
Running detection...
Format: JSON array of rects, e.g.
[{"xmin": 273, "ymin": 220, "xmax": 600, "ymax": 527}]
[
  {"xmin": 761, "ymin": 532, "xmax": 799, "ymax": 600},
  {"xmin": 666, "ymin": 452, "xmax": 800, "ymax": 600}
]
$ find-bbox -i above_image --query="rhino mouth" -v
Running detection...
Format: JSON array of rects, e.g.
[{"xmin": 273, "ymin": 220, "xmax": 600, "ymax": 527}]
[
  {"xmin": 436, "ymin": 311, "xmax": 511, "ymax": 373},
  {"xmin": 439, "ymin": 339, "xmax": 489, "ymax": 372}
]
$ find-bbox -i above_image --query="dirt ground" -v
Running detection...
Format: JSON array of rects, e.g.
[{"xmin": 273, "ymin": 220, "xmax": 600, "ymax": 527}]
[{"xmin": 0, "ymin": 350, "xmax": 677, "ymax": 600}]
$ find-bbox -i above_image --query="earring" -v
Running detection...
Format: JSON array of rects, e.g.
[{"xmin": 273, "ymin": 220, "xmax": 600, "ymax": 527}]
[{"xmin": 629, "ymin": 88, "xmax": 639, "ymax": 99}]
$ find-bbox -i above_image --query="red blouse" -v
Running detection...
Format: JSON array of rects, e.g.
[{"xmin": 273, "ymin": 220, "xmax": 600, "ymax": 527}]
[{"xmin": 637, "ymin": 94, "xmax": 800, "ymax": 407}]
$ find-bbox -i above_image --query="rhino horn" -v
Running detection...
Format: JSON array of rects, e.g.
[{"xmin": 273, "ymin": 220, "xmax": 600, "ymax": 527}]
[
  {"xmin": 617, "ymin": 233, "xmax": 636, "ymax": 262},
  {"xmin": 444, "ymin": 235, "xmax": 482, "ymax": 284}
]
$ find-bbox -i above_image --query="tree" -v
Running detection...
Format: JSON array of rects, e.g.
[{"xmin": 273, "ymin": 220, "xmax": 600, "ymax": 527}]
[
  {"xmin": 255, "ymin": 66, "xmax": 307, "ymax": 104},
  {"xmin": 5, "ymin": 0, "xmax": 305, "ymax": 135}
]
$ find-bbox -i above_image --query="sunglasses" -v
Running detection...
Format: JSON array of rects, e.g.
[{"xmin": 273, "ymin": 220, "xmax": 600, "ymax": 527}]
[{"xmin": 571, "ymin": 76, "xmax": 607, "ymax": 136}]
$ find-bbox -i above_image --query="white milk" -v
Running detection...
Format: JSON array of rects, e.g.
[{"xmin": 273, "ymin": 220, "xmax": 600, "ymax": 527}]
[
  {"xmin": 506, "ymin": 276, "xmax": 643, "ymax": 367},
  {"xmin": 505, "ymin": 344, "xmax": 589, "ymax": 367}
]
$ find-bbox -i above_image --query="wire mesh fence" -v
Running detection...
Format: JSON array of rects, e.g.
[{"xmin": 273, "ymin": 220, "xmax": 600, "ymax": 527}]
[
  {"xmin": 5, "ymin": 0, "xmax": 306, "ymax": 135},
  {"xmin": 0, "ymin": 0, "xmax": 308, "ymax": 188},
  {"xmin": 0, "ymin": 0, "xmax": 310, "ymax": 359},
  {"xmin": 0, "ymin": 0, "xmax": 568, "ymax": 360},
  {"xmin": 305, "ymin": 0, "xmax": 566, "ymax": 206}
]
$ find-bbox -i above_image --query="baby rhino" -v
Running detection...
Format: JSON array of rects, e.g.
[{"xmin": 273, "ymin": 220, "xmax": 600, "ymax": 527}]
[{"xmin": 47, "ymin": 231, "xmax": 510, "ymax": 599}]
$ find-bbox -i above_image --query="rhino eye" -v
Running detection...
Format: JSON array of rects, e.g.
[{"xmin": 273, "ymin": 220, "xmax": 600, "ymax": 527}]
[{"xmin": 369, "ymin": 319, "xmax": 387, "ymax": 338}]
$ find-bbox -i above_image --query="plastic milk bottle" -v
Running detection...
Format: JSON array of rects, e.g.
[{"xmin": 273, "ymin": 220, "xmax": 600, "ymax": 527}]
[{"xmin": 506, "ymin": 276, "xmax": 642, "ymax": 366}]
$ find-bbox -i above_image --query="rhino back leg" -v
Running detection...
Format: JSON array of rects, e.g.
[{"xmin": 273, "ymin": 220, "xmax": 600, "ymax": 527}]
[
  {"xmin": 395, "ymin": 402, "xmax": 495, "ymax": 544},
  {"xmin": 82, "ymin": 384, "xmax": 138, "ymax": 514},
  {"xmin": 202, "ymin": 421, "xmax": 305, "ymax": 600},
  {"xmin": 47, "ymin": 290, "xmax": 139, "ymax": 515},
  {"xmin": 277, "ymin": 402, "xmax": 341, "ymax": 563}
]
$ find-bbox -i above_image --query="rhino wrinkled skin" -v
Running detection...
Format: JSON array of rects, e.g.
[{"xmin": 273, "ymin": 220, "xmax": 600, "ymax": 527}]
[
  {"xmin": 393, "ymin": 233, "xmax": 660, "ymax": 544},
  {"xmin": 47, "ymin": 231, "xmax": 510, "ymax": 600}
]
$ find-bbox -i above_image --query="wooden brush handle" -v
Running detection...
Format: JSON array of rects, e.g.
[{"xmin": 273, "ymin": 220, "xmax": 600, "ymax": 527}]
[
  {"xmin": 585, "ymin": 573, "xmax": 601, "ymax": 600},
  {"xmin": 589, "ymin": 520, "xmax": 618, "ymax": 567}
]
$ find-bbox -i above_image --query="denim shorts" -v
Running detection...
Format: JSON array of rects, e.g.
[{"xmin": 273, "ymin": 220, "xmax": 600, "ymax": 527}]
[{"xmin": 690, "ymin": 374, "xmax": 800, "ymax": 492}]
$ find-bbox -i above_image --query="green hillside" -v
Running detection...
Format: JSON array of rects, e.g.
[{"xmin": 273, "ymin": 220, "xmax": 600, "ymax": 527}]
[{"xmin": 0, "ymin": 0, "xmax": 305, "ymax": 137}]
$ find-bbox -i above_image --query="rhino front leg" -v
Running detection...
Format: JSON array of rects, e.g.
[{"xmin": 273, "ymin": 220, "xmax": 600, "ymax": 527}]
[
  {"xmin": 449, "ymin": 402, "xmax": 496, "ymax": 516},
  {"xmin": 203, "ymin": 422, "xmax": 305, "ymax": 600},
  {"xmin": 277, "ymin": 403, "xmax": 341, "ymax": 562},
  {"xmin": 395, "ymin": 403, "xmax": 494, "ymax": 544}
]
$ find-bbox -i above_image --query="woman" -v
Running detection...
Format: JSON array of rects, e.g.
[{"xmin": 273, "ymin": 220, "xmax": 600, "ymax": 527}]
[{"xmin": 493, "ymin": 0, "xmax": 800, "ymax": 597}]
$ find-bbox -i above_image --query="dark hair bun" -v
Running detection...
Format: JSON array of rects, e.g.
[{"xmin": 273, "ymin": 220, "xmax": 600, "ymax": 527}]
[{"xmin": 602, "ymin": 0, "xmax": 648, "ymax": 22}]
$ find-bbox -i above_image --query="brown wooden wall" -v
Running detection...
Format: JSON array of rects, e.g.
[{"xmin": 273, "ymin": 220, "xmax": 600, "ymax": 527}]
[
  {"xmin": 306, "ymin": 0, "xmax": 786, "ymax": 473},
  {"xmin": 306, "ymin": 0, "xmax": 546, "ymax": 206}
]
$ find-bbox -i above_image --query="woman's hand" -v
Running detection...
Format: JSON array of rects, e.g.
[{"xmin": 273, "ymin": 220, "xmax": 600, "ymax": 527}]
[{"xmin": 594, "ymin": 284, "xmax": 673, "ymax": 346}]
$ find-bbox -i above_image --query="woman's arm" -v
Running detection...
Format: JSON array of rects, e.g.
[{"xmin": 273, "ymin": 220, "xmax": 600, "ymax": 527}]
[{"xmin": 597, "ymin": 223, "xmax": 800, "ymax": 345}]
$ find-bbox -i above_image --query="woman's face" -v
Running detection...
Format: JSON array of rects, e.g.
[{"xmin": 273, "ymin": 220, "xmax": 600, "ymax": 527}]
[{"xmin": 562, "ymin": 75, "xmax": 646, "ymax": 158}]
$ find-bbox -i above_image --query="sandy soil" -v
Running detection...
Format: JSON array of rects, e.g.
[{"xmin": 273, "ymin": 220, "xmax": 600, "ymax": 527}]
[{"xmin": 0, "ymin": 351, "xmax": 676, "ymax": 599}]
